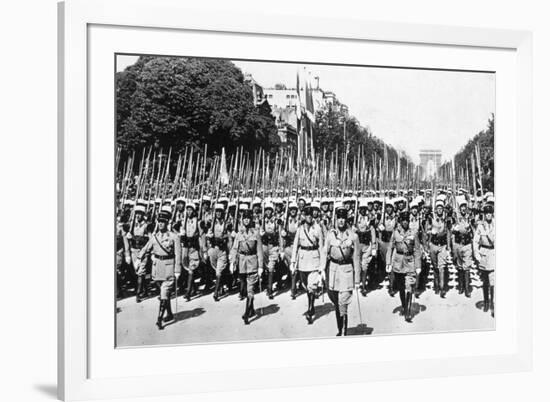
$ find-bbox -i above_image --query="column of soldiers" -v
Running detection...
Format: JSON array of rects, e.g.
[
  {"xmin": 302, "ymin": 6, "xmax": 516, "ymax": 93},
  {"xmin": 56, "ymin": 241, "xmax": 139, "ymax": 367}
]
[{"xmin": 116, "ymin": 146, "xmax": 496, "ymax": 335}]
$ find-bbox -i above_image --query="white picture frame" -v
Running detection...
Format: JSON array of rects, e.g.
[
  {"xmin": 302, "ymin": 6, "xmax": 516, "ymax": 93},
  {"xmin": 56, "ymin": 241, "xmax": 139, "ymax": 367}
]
[{"xmin": 58, "ymin": 0, "xmax": 533, "ymax": 400}]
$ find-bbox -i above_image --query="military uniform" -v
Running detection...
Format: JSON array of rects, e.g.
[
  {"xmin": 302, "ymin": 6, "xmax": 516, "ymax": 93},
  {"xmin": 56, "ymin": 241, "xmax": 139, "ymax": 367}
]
[
  {"xmin": 260, "ymin": 208, "xmax": 280, "ymax": 299},
  {"xmin": 139, "ymin": 210, "xmax": 182, "ymax": 330},
  {"xmin": 322, "ymin": 224, "xmax": 360, "ymax": 335},
  {"xmin": 428, "ymin": 209, "xmax": 451, "ymax": 297},
  {"xmin": 282, "ymin": 211, "xmax": 300, "ymax": 298},
  {"xmin": 290, "ymin": 213, "xmax": 324, "ymax": 324},
  {"xmin": 387, "ymin": 219, "xmax": 421, "ymax": 322},
  {"xmin": 176, "ymin": 209, "xmax": 203, "ymax": 301},
  {"xmin": 473, "ymin": 208, "xmax": 495, "ymax": 315},
  {"xmin": 452, "ymin": 206, "xmax": 474, "ymax": 297},
  {"xmin": 206, "ymin": 209, "xmax": 231, "ymax": 301},
  {"xmin": 127, "ymin": 215, "xmax": 150, "ymax": 302},
  {"xmin": 378, "ymin": 209, "xmax": 397, "ymax": 294},
  {"xmin": 116, "ymin": 222, "xmax": 131, "ymax": 298},
  {"xmin": 355, "ymin": 211, "xmax": 377, "ymax": 296},
  {"xmin": 229, "ymin": 214, "xmax": 264, "ymax": 325}
]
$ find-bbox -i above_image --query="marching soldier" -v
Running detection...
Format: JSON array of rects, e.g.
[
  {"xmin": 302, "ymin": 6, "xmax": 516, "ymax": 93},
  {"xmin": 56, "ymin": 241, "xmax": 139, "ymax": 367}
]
[
  {"xmin": 386, "ymin": 211, "xmax": 421, "ymax": 322},
  {"xmin": 355, "ymin": 198, "xmax": 377, "ymax": 296},
  {"xmin": 206, "ymin": 203, "xmax": 231, "ymax": 302},
  {"xmin": 322, "ymin": 204, "xmax": 361, "ymax": 335},
  {"xmin": 378, "ymin": 199, "xmax": 397, "ymax": 296},
  {"xmin": 139, "ymin": 208, "xmax": 182, "ymax": 330},
  {"xmin": 452, "ymin": 197, "xmax": 474, "ymax": 297},
  {"xmin": 116, "ymin": 218, "xmax": 131, "ymax": 299},
  {"xmin": 174, "ymin": 202, "xmax": 202, "ymax": 301},
  {"xmin": 473, "ymin": 203, "xmax": 495, "ymax": 317},
  {"xmin": 281, "ymin": 201, "xmax": 300, "ymax": 299},
  {"xmin": 126, "ymin": 201, "xmax": 151, "ymax": 303},
  {"xmin": 260, "ymin": 201, "xmax": 280, "ymax": 299},
  {"xmin": 427, "ymin": 197, "xmax": 451, "ymax": 297},
  {"xmin": 229, "ymin": 206, "xmax": 264, "ymax": 325},
  {"xmin": 290, "ymin": 205, "xmax": 324, "ymax": 324}
]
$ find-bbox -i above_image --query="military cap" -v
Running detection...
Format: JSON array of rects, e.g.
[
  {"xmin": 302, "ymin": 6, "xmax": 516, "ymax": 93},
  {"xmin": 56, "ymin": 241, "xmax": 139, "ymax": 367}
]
[
  {"xmin": 228, "ymin": 201, "xmax": 237, "ymax": 210},
  {"xmin": 273, "ymin": 197, "xmax": 283, "ymax": 205},
  {"xmin": 385, "ymin": 198, "xmax": 395, "ymax": 207},
  {"xmin": 239, "ymin": 203, "xmax": 250, "ymax": 212},
  {"xmin": 158, "ymin": 210, "xmax": 171, "ymax": 223},
  {"xmin": 335, "ymin": 204, "xmax": 347, "ymax": 219},
  {"xmin": 302, "ymin": 205, "xmax": 313, "ymax": 215},
  {"xmin": 288, "ymin": 201, "xmax": 298, "ymax": 210},
  {"xmin": 435, "ymin": 200, "xmax": 445, "ymax": 208},
  {"xmin": 486, "ymin": 196, "xmax": 495, "ymax": 204},
  {"xmin": 252, "ymin": 197, "xmax": 262, "ymax": 206},
  {"xmin": 483, "ymin": 191, "xmax": 494, "ymax": 200},
  {"xmin": 214, "ymin": 203, "xmax": 225, "ymax": 211},
  {"xmin": 320, "ymin": 197, "xmax": 330, "ymax": 205},
  {"xmin": 134, "ymin": 204, "xmax": 146, "ymax": 214},
  {"xmin": 176, "ymin": 197, "xmax": 186, "ymax": 204},
  {"xmin": 311, "ymin": 201, "xmax": 321, "ymax": 210},
  {"xmin": 202, "ymin": 195, "xmax": 212, "ymax": 203},
  {"xmin": 409, "ymin": 199, "xmax": 419, "ymax": 209},
  {"xmin": 218, "ymin": 196, "xmax": 229, "ymax": 204},
  {"xmin": 124, "ymin": 199, "xmax": 135, "ymax": 206},
  {"xmin": 359, "ymin": 198, "xmax": 369, "ymax": 209},
  {"xmin": 457, "ymin": 197, "xmax": 468, "ymax": 207},
  {"xmin": 264, "ymin": 201, "xmax": 274, "ymax": 211},
  {"xmin": 185, "ymin": 201, "xmax": 196, "ymax": 211},
  {"xmin": 483, "ymin": 204, "xmax": 494, "ymax": 214}
]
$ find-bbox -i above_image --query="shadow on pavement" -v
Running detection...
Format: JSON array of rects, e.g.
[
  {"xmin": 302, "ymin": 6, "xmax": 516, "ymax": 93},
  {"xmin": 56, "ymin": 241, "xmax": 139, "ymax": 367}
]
[
  {"xmin": 168, "ymin": 307, "xmax": 206, "ymax": 326},
  {"xmin": 314, "ymin": 302, "xmax": 335, "ymax": 320},
  {"xmin": 250, "ymin": 304, "xmax": 280, "ymax": 323},
  {"xmin": 347, "ymin": 324, "xmax": 374, "ymax": 336}
]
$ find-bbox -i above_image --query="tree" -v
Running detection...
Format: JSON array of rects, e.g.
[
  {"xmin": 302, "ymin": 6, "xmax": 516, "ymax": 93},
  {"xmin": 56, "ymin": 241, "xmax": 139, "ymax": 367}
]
[{"xmin": 116, "ymin": 56, "xmax": 279, "ymax": 157}]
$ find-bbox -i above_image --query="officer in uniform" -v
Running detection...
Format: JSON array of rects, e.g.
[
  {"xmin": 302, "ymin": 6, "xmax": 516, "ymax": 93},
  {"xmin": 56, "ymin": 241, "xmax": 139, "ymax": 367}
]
[
  {"xmin": 260, "ymin": 200, "xmax": 280, "ymax": 299},
  {"xmin": 428, "ymin": 198, "xmax": 451, "ymax": 297},
  {"xmin": 126, "ymin": 200, "xmax": 151, "ymax": 303},
  {"xmin": 322, "ymin": 204, "xmax": 361, "ymax": 335},
  {"xmin": 473, "ymin": 203, "xmax": 496, "ymax": 316},
  {"xmin": 452, "ymin": 197, "xmax": 474, "ymax": 298},
  {"xmin": 174, "ymin": 202, "xmax": 202, "ymax": 301},
  {"xmin": 206, "ymin": 202, "xmax": 231, "ymax": 302},
  {"xmin": 355, "ymin": 198, "xmax": 377, "ymax": 296},
  {"xmin": 290, "ymin": 205, "xmax": 324, "ymax": 324},
  {"xmin": 229, "ymin": 205, "xmax": 264, "ymax": 325},
  {"xmin": 386, "ymin": 212, "xmax": 421, "ymax": 322},
  {"xmin": 139, "ymin": 208, "xmax": 182, "ymax": 330}
]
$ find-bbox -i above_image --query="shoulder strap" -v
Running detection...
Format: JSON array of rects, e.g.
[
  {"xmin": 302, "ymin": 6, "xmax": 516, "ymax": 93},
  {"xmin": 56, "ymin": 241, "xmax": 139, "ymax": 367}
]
[{"xmin": 153, "ymin": 233, "xmax": 172, "ymax": 255}]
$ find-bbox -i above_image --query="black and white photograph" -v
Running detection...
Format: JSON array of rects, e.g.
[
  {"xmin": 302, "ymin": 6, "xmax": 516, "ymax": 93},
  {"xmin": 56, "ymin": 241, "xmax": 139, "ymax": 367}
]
[{"xmin": 115, "ymin": 54, "xmax": 495, "ymax": 347}]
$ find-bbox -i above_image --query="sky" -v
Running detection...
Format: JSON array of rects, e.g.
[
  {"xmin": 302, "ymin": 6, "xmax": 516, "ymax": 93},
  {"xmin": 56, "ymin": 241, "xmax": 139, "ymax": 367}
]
[{"xmin": 117, "ymin": 55, "xmax": 495, "ymax": 163}]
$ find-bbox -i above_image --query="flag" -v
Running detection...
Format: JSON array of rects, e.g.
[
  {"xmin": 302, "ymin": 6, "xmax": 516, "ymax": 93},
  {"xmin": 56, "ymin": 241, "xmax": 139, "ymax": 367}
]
[{"xmin": 219, "ymin": 147, "xmax": 229, "ymax": 185}]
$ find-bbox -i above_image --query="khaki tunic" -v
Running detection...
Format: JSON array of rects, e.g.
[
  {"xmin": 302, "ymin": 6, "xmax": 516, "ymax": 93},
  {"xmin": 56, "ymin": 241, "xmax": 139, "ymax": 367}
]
[
  {"xmin": 206, "ymin": 218, "xmax": 230, "ymax": 276},
  {"xmin": 452, "ymin": 213, "xmax": 474, "ymax": 270},
  {"xmin": 322, "ymin": 228, "xmax": 361, "ymax": 291},
  {"xmin": 428, "ymin": 215, "xmax": 450, "ymax": 270},
  {"xmin": 128, "ymin": 219, "xmax": 150, "ymax": 276},
  {"xmin": 355, "ymin": 214, "xmax": 377, "ymax": 271},
  {"xmin": 178, "ymin": 216, "xmax": 202, "ymax": 272},
  {"xmin": 261, "ymin": 216, "xmax": 280, "ymax": 272},
  {"xmin": 139, "ymin": 230, "xmax": 182, "ymax": 299},
  {"xmin": 291, "ymin": 223, "xmax": 324, "ymax": 272},
  {"xmin": 473, "ymin": 220, "xmax": 495, "ymax": 272}
]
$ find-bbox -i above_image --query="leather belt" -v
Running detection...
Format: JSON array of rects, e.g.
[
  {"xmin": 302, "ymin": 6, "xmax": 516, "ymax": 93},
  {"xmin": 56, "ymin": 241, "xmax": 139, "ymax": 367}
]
[
  {"xmin": 154, "ymin": 254, "xmax": 174, "ymax": 260},
  {"xmin": 300, "ymin": 245, "xmax": 319, "ymax": 251}
]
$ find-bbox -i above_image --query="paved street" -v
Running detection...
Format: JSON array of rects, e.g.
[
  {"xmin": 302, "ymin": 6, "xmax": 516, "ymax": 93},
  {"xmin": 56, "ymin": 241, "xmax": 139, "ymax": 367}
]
[{"xmin": 116, "ymin": 266, "xmax": 495, "ymax": 347}]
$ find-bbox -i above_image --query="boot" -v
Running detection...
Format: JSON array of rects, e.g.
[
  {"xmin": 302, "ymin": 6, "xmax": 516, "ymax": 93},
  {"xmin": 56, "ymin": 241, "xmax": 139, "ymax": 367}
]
[
  {"xmin": 457, "ymin": 270, "xmax": 464, "ymax": 294},
  {"xmin": 185, "ymin": 271, "xmax": 194, "ymax": 301},
  {"xmin": 156, "ymin": 300, "xmax": 166, "ymax": 330},
  {"xmin": 306, "ymin": 293, "xmax": 314, "ymax": 324},
  {"xmin": 213, "ymin": 275, "xmax": 221, "ymax": 302},
  {"xmin": 291, "ymin": 271, "xmax": 297, "ymax": 299},
  {"xmin": 136, "ymin": 276, "xmax": 144, "ymax": 303},
  {"xmin": 239, "ymin": 275, "xmax": 246, "ymax": 300},
  {"xmin": 405, "ymin": 292, "xmax": 413, "ymax": 322},
  {"xmin": 342, "ymin": 314, "xmax": 348, "ymax": 336},
  {"xmin": 242, "ymin": 298, "xmax": 250, "ymax": 325},
  {"xmin": 482, "ymin": 284, "xmax": 489, "ymax": 312},
  {"xmin": 399, "ymin": 290, "xmax": 406, "ymax": 316},
  {"xmin": 439, "ymin": 270, "xmax": 447, "ymax": 298},
  {"xmin": 464, "ymin": 270, "xmax": 471, "ymax": 298},
  {"xmin": 267, "ymin": 271, "xmax": 274, "ymax": 299},
  {"xmin": 248, "ymin": 298, "xmax": 257, "ymax": 318},
  {"xmin": 414, "ymin": 270, "xmax": 422, "ymax": 297},
  {"xmin": 489, "ymin": 286, "xmax": 494, "ymax": 317},
  {"xmin": 163, "ymin": 299, "xmax": 174, "ymax": 322},
  {"xmin": 336, "ymin": 313, "xmax": 343, "ymax": 336},
  {"xmin": 388, "ymin": 271, "xmax": 396, "ymax": 297},
  {"xmin": 361, "ymin": 270, "xmax": 368, "ymax": 296},
  {"xmin": 433, "ymin": 271, "xmax": 440, "ymax": 295}
]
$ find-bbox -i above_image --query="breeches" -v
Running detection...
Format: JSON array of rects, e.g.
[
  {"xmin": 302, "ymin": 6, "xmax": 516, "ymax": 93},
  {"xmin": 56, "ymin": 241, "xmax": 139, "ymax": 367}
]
[
  {"xmin": 207, "ymin": 247, "xmax": 227, "ymax": 276},
  {"xmin": 327, "ymin": 289, "xmax": 352, "ymax": 316},
  {"xmin": 182, "ymin": 247, "xmax": 200, "ymax": 272},
  {"xmin": 479, "ymin": 269, "xmax": 495, "ymax": 286},
  {"xmin": 359, "ymin": 243, "xmax": 374, "ymax": 271},
  {"xmin": 429, "ymin": 243, "xmax": 449, "ymax": 271},
  {"xmin": 156, "ymin": 276, "xmax": 175, "ymax": 300},
  {"xmin": 454, "ymin": 243, "xmax": 473, "ymax": 270},
  {"xmin": 131, "ymin": 248, "xmax": 148, "ymax": 277},
  {"xmin": 298, "ymin": 270, "xmax": 321, "ymax": 293},
  {"xmin": 393, "ymin": 271, "xmax": 416, "ymax": 292},
  {"xmin": 262, "ymin": 244, "xmax": 279, "ymax": 272}
]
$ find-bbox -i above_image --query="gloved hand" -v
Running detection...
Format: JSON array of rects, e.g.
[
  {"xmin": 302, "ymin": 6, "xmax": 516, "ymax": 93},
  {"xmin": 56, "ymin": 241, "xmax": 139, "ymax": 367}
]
[
  {"xmin": 371, "ymin": 249, "xmax": 377, "ymax": 257},
  {"xmin": 386, "ymin": 264, "xmax": 392, "ymax": 273},
  {"xmin": 125, "ymin": 256, "xmax": 132, "ymax": 265}
]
